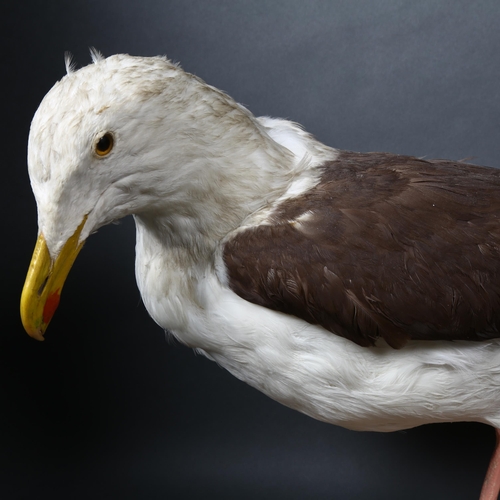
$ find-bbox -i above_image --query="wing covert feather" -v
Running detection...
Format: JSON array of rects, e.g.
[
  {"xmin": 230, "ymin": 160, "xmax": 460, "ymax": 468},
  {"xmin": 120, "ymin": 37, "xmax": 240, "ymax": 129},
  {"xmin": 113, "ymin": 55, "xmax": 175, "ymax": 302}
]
[{"xmin": 223, "ymin": 152, "xmax": 500, "ymax": 348}]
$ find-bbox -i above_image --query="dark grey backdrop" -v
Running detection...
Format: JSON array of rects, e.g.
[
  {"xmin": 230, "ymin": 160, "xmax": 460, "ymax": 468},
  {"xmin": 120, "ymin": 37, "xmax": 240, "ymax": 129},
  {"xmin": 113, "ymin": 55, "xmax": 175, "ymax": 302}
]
[{"xmin": 2, "ymin": 1, "xmax": 500, "ymax": 499}]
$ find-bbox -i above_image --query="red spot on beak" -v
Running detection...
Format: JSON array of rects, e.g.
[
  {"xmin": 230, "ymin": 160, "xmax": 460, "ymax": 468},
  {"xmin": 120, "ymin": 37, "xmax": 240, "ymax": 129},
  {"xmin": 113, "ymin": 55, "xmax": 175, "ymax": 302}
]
[{"xmin": 43, "ymin": 289, "xmax": 61, "ymax": 325}]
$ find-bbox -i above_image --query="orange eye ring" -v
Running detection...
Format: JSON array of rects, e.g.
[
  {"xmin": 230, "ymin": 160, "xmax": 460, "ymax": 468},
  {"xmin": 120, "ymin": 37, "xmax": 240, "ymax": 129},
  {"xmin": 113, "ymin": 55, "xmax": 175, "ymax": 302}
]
[{"xmin": 95, "ymin": 132, "xmax": 114, "ymax": 156}]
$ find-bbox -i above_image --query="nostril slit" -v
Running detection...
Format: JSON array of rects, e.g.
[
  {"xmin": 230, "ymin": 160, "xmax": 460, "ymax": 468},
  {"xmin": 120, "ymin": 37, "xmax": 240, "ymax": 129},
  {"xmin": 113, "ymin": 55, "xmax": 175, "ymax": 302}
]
[{"xmin": 38, "ymin": 276, "xmax": 49, "ymax": 297}]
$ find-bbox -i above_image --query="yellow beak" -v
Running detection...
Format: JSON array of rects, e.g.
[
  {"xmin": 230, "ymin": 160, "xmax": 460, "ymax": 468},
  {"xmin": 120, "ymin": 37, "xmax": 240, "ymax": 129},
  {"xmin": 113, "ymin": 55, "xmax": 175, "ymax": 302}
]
[{"xmin": 20, "ymin": 217, "xmax": 87, "ymax": 340}]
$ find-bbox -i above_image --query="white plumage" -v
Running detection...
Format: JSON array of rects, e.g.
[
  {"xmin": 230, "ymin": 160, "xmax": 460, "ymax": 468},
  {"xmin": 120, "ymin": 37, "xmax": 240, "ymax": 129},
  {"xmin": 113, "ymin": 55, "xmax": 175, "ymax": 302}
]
[{"xmin": 22, "ymin": 53, "xmax": 500, "ymax": 499}]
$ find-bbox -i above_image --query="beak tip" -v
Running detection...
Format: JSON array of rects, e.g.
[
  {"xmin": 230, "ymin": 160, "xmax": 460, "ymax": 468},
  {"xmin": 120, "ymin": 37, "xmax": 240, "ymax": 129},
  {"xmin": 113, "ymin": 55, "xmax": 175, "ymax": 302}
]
[
  {"xmin": 23, "ymin": 323, "xmax": 46, "ymax": 341},
  {"xmin": 33, "ymin": 331, "xmax": 45, "ymax": 342}
]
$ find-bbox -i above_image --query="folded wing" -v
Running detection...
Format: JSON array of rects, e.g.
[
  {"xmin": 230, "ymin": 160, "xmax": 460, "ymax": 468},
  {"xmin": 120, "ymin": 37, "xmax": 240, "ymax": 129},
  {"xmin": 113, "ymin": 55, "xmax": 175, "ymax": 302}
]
[{"xmin": 223, "ymin": 152, "xmax": 500, "ymax": 348}]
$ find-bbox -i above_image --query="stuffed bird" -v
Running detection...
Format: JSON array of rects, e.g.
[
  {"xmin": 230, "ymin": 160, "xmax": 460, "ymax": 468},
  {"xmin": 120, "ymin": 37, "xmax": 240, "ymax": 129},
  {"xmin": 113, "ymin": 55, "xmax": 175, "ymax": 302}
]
[{"xmin": 21, "ymin": 52, "xmax": 500, "ymax": 499}]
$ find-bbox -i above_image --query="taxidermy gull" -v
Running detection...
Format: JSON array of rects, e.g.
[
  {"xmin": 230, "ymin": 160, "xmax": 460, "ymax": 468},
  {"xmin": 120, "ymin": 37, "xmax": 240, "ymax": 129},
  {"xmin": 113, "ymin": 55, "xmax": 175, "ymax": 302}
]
[{"xmin": 20, "ymin": 52, "xmax": 500, "ymax": 499}]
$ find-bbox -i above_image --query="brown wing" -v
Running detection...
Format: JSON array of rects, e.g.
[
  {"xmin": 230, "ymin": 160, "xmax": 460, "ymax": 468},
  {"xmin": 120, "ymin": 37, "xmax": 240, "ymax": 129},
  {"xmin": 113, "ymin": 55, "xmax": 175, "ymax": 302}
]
[{"xmin": 223, "ymin": 151, "xmax": 500, "ymax": 348}]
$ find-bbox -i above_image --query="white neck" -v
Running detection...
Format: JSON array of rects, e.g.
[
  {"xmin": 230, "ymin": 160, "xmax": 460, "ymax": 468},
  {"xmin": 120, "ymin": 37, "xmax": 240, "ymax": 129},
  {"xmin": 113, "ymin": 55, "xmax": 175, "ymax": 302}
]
[
  {"xmin": 131, "ymin": 108, "xmax": 336, "ymax": 257},
  {"xmin": 131, "ymin": 111, "xmax": 336, "ymax": 338}
]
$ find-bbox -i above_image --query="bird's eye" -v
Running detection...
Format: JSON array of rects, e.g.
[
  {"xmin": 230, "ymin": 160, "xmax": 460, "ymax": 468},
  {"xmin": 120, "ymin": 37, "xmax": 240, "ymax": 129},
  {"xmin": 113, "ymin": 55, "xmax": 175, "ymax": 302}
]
[{"xmin": 95, "ymin": 133, "xmax": 114, "ymax": 156}]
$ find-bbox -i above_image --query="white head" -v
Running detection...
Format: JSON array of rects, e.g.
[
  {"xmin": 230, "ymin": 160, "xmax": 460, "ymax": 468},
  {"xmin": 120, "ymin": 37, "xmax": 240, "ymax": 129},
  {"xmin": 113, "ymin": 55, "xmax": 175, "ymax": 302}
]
[{"xmin": 29, "ymin": 53, "xmax": 221, "ymax": 256}]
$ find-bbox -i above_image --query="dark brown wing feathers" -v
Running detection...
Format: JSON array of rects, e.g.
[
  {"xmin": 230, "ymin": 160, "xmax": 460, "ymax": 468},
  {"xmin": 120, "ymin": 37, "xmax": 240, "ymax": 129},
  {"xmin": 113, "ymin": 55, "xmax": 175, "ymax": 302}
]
[{"xmin": 223, "ymin": 151, "xmax": 500, "ymax": 348}]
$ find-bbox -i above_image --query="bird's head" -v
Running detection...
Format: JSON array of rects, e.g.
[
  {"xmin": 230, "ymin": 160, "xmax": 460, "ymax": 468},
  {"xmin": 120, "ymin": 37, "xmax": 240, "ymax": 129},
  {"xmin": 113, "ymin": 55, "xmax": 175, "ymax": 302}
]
[{"xmin": 21, "ymin": 52, "xmax": 259, "ymax": 340}]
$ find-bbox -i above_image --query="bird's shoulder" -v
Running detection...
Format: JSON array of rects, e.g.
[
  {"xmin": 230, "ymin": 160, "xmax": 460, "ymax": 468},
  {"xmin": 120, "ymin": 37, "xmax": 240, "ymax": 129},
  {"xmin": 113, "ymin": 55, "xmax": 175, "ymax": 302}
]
[{"xmin": 223, "ymin": 150, "xmax": 500, "ymax": 348}]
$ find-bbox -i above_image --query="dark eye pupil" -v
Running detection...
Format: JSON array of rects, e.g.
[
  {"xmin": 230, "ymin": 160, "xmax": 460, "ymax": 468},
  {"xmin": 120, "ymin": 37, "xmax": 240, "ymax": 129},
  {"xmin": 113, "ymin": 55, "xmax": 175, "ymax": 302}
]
[{"xmin": 97, "ymin": 134, "xmax": 111, "ymax": 152}]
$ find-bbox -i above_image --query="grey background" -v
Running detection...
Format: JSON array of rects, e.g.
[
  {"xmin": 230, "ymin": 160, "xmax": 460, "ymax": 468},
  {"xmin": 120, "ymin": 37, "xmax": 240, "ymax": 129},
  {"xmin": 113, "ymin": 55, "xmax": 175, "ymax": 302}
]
[{"xmin": 2, "ymin": 1, "xmax": 500, "ymax": 499}]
